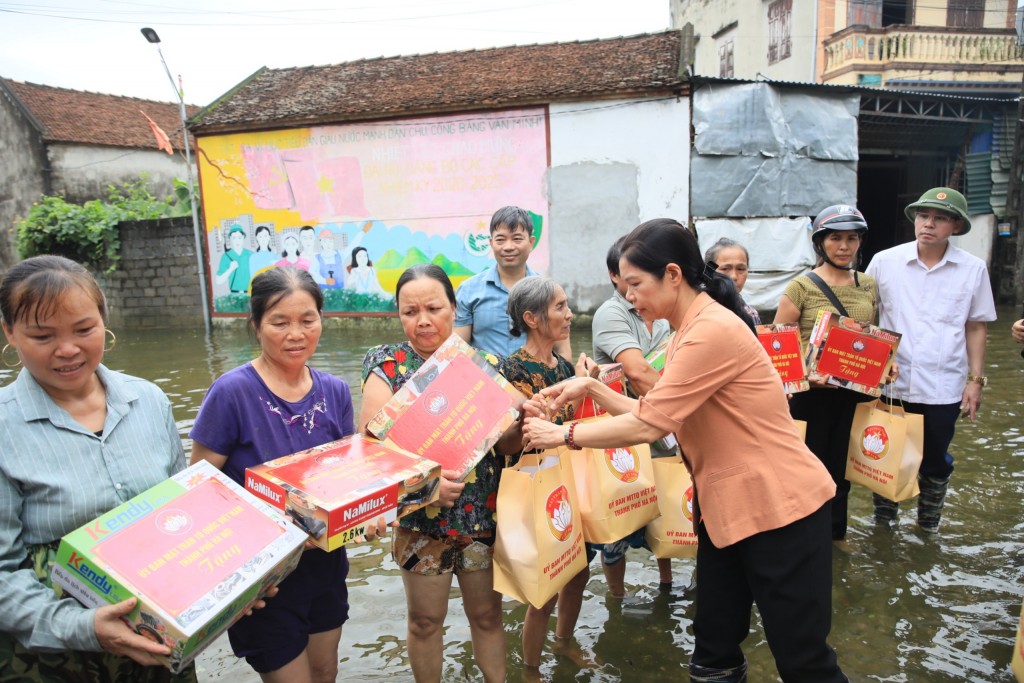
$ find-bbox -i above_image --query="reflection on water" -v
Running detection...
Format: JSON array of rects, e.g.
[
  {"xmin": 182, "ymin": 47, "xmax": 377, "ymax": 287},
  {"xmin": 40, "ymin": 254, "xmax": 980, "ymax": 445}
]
[{"xmin": 3, "ymin": 312, "xmax": 1023, "ymax": 682}]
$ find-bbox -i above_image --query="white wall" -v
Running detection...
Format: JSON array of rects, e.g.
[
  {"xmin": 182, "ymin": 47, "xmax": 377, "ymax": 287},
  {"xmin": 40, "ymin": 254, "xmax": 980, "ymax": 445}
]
[
  {"xmin": 49, "ymin": 144, "xmax": 190, "ymax": 204},
  {"xmin": 547, "ymin": 96, "xmax": 690, "ymax": 312},
  {"xmin": 673, "ymin": 0, "xmax": 818, "ymax": 82},
  {"xmin": 952, "ymin": 213, "xmax": 995, "ymax": 267}
]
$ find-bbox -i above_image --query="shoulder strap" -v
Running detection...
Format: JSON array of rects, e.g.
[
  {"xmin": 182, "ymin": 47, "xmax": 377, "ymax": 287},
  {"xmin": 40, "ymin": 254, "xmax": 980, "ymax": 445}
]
[{"xmin": 805, "ymin": 272, "xmax": 850, "ymax": 318}]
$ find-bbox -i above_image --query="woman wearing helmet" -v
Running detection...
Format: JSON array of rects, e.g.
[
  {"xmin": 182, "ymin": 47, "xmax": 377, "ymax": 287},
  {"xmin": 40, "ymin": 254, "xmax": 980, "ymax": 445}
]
[{"xmin": 773, "ymin": 204, "xmax": 878, "ymax": 544}]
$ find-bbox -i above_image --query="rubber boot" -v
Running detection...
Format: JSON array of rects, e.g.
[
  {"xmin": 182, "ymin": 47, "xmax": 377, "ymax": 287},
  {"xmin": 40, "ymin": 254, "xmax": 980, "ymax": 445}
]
[
  {"xmin": 690, "ymin": 658, "xmax": 747, "ymax": 683},
  {"xmin": 872, "ymin": 493, "xmax": 899, "ymax": 526},
  {"xmin": 917, "ymin": 475, "xmax": 950, "ymax": 534}
]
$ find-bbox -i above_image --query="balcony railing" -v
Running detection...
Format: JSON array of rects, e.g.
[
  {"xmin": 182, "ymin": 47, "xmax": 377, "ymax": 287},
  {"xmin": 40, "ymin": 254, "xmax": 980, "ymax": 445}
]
[{"xmin": 822, "ymin": 25, "xmax": 1024, "ymax": 80}]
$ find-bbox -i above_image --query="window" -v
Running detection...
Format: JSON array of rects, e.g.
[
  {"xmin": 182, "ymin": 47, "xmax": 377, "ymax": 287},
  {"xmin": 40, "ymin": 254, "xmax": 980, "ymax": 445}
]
[
  {"xmin": 881, "ymin": 0, "xmax": 910, "ymax": 26},
  {"xmin": 947, "ymin": 0, "xmax": 983, "ymax": 28},
  {"xmin": 767, "ymin": 0, "xmax": 792, "ymax": 65},
  {"xmin": 848, "ymin": 0, "xmax": 882, "ymax": 28},
  {"xmin": 719, "ymin": 39, "xmax": 735, "ymax": 77}
]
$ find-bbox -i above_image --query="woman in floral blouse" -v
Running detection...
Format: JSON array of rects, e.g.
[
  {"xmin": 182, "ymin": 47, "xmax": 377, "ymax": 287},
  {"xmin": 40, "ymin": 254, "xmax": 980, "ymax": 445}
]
[
  {"xmin": 358, "ymin": 264, "xmax": 504, "ymax": 683},
  {"xmin": 499, "ymin": 276, "xmax": 597, "ymax": 671}
]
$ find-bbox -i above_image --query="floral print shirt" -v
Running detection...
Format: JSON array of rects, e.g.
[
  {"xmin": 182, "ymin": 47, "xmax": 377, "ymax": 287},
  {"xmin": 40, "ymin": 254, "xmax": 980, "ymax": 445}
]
[
  {"xmin": 361, "ymin": 341, "xmax": 502, "ymax": 539},
  {"xmin": 499, "ymin": 348, "xmax": 576, "ymax": 465}
]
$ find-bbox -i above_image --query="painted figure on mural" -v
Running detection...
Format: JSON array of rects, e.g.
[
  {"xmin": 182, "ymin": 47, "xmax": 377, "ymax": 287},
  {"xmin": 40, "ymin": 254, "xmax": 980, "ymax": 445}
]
[
  {"xmin": 277, "ymin": 233, "xmax": 311, "ymax": 271},
  {"xmin": 345, "ymin": 247, "xmax": 388, "ymax": 297},
  {"xmin": 216, "ymin": 224, "xmax": 253, "ymax": 293},
  {"xmin": 316, "ymin": 230, "xmax": 346, "ymax": 288},
  {"xmin": 249, "ymin": 225, "xmax": 278, "ymax": 279},
  {"xmin": 299, "ymin": 226, "xmax": 320, "ymax": 282}
]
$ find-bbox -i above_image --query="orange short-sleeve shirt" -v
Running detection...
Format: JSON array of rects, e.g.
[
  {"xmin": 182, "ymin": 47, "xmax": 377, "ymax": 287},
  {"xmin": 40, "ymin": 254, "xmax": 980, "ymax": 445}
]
[{"xmin": 634, "ymin": 293, "xmax": 834, "ymax": 548}]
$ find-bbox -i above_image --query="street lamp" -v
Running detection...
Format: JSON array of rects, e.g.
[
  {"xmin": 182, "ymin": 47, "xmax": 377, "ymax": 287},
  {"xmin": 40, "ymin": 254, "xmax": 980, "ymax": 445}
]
[{"xmin": 141, "ymin": 27, "xmax": 212, "ymax": 336}]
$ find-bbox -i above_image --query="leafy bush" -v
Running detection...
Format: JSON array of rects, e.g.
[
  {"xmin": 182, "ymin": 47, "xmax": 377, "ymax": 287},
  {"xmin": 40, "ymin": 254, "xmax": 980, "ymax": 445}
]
[{"xmin": 16, "ymin": 176, "xmax": 174, "ymax": 272}]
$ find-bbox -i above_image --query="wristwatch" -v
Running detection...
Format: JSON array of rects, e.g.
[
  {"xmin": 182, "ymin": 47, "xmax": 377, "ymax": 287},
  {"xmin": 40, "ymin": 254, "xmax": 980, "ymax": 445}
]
[{"xmin": 967, "ymin": 374, "xmax": 988, "ymax": 387}]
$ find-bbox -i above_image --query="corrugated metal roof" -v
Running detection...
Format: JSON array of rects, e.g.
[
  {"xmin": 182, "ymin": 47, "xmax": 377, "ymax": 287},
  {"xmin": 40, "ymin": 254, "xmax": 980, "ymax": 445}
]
[
  {"xmin": 690, "ymin": 75, "xmax": 1020, "ymax": 104},
  {"xmin": 965, "ymin": 152, "xmax": 994, "ymax": 215}
]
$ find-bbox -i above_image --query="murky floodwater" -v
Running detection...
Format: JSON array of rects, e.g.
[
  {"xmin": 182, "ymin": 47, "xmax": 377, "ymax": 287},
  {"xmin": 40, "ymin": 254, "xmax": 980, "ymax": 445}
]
[{"xmin": 3, "ymin": 311, "xmax": 1023, "ymax": 682}]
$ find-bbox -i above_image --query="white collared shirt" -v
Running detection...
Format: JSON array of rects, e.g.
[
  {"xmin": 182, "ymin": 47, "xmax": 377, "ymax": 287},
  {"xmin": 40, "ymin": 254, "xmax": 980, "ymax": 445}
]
[{"xmin": 866, "ymin": 241, "xmax": 996, "ymax": 404}]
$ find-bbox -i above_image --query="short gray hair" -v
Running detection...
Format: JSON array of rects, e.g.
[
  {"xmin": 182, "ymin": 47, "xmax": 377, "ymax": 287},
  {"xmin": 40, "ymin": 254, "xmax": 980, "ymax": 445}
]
[
  {"xmin": 704, "ymin": 237, "xmax": 750, "ymax": 265},
  {"xmin": 507, "ymin": 276, "xmax": 560, "ymax": 338}
]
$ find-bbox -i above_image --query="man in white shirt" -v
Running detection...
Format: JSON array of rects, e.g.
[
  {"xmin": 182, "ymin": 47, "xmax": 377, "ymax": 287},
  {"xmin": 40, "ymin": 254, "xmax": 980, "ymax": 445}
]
[{"xmin": 866, "ymin": 187, "xmax": 996, "ymax": 533}]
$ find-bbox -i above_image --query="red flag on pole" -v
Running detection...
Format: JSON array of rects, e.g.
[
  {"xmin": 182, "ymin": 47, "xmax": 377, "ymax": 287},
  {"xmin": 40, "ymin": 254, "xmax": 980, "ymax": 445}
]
[{"xmin": 140, "ymin": 109, "xmax": 174, "ymax": 155}]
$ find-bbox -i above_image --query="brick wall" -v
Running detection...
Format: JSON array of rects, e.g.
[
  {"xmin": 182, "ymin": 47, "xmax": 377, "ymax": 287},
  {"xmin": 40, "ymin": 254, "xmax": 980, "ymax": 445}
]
[{"xmin": 100, "ymin": 217, "xmax": 205, "ymax": 328}]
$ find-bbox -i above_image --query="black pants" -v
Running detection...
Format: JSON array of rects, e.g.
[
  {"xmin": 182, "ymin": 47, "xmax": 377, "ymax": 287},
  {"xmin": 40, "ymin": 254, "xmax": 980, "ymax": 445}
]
[
  {"xmin": 691, "ymin": 504, "xmax": 845, "ymax": 683},
  {"xmin": 788, "ymin": 388, "xmax": 873, "ymax": 540}
]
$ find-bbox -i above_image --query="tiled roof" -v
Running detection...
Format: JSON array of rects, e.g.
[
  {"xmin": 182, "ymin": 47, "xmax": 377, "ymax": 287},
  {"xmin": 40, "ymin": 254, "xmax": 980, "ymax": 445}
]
[
  {"xmin": 193, "ymin": 30, "xmax": 685, "ymax": 132},
  {"xmin": 1, "ymin": 78, "xmax": 200, "ymax": 151}
]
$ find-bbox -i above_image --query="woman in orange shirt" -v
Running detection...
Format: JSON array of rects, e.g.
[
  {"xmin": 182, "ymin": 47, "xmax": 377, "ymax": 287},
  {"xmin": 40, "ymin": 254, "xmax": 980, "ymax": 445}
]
[{"xmin": 522, "ymin": 219, "xmax": 846, "ymax": 683}]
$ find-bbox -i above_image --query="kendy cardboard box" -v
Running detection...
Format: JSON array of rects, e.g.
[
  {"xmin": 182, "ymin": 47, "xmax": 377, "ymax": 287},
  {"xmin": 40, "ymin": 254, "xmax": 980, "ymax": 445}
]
[{"xmin": 51, "ymin": 460, "xmax": 306, "ymax": 674}]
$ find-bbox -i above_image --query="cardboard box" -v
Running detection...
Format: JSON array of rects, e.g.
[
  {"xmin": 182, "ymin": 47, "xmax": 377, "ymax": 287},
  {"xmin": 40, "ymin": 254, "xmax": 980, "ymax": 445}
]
[
  {"xmin": 577, "ymin": 363, "xmax": 626, "ymax": 418},
  {"xmin": 245, "ymin": 434, "xmax": 441, "ymax": 551},
  {"xmin": 51, "ymin": 460, "xmax": 306, "ymax": 674},
  {"xmin": 367, "ymin": 334, "xmax": 526, "ymax": 479},
  {"xmin": 805, "ymin": 310, "xmax": 901, "ymax": 397},
  {"xmin": 644, "ymin": 334, "xmax": 674, "ymax": 375},
  {"xmin": 756, "ymin": 323, "xmax": 810, "ymax": 393}
]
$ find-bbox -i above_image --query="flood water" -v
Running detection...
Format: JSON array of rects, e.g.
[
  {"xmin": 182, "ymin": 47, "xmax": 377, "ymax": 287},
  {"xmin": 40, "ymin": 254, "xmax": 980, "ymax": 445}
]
[{"xmin": 3, "ymin": 310, "xmax": 1023, "ymax": 682}]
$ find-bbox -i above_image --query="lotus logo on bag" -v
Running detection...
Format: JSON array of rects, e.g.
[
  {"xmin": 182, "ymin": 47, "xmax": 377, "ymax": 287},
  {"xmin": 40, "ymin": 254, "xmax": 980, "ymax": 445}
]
[
  {"xmin": 545, "ymin": 485, "xmax": 574, "ymax": 542},
  {"xmin": 860, "ymin": 425, "xmax": 889, "ymax": 460},
  {"xmin": 424, "ymin": 391, "xmax": 449, "ymax": 416},
  {"xmin": 604, "ymin": 447, "xmax": 639, "ymax": 483},
  {"xmin": 682, "ymin": 486, "xmax": 694, "ymax": 522}
]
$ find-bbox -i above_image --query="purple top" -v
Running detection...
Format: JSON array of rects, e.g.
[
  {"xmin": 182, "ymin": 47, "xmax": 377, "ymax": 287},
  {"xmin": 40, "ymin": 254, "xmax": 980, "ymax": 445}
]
[{"xmin": 190, "ymin": 363, "xmax": 355, "ymax": 484}]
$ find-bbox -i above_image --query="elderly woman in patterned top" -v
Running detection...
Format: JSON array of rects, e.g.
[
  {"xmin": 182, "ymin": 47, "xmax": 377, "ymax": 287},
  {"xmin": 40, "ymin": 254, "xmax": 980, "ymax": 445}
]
[
  {"xmin": 0, "ymin": 255, "xmax": 197, "ymax": 683},
  {"xmin": 358, "ymin": 264, "xmax": 505, "ymax": 683},
  {"xmin": 498, "ymin": 275, "xmax": 599, "ymax": 672}
]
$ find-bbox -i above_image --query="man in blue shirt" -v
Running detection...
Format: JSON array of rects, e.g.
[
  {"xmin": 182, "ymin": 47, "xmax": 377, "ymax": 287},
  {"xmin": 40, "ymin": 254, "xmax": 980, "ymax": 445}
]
[{"xmin": 455, "ymin": 206, "xmax": 569, "ymax": 358}]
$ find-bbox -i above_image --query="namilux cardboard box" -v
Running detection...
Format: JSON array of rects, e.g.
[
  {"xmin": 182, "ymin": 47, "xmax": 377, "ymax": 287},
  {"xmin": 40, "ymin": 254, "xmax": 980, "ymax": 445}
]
[
  {"xmin": 245, "ymin": 434, "xmax": 441, "ymax": 551},
  {"xmin": 51, "ymin": 460, "xmax": 306, "ymax": 674}
]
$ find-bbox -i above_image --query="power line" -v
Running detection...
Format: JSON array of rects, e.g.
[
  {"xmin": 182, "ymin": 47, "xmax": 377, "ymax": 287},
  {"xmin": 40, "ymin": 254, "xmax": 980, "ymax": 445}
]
[{"xmin": 0, "ymin": 1, "xmax": 570, "ymax": 28}]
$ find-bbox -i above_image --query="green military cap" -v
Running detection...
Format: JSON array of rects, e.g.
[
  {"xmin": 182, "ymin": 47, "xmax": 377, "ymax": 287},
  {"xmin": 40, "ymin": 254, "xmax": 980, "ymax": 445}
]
[{"xmin": 904, "ymin": 187, "xmax": 971, "ymax": 235}]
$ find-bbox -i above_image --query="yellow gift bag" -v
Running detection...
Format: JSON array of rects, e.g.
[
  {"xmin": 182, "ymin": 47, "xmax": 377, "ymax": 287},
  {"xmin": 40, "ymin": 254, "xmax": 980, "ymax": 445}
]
[
  {"xmin": 568, "ymin": 419, "xmax": 659, "ymax": 544},
  {"xmin": 1013, "ymin": 597, "xmax": 1024, "ymax": 681},
  {"xmin": 645, "ymin": 457, "xmax": 698, "ymax": 559},
  {"xmin": 493, "ymin": 449, "xmax": 588, "ymax": 609},
  {"xmin": 846, "ymin": 399, "xmax": 924, "ymax": 502}
]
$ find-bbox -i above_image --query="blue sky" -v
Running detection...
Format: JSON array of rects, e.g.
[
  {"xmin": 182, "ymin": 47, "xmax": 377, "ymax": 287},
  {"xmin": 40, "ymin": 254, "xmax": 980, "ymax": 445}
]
[{"xmin": 0, "ymin": 0, "xmax": 669, "ymax": 105}]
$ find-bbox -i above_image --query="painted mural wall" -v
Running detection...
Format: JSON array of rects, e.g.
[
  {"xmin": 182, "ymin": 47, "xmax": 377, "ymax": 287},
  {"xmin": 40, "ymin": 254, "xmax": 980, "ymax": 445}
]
[{"xmin": 195, "ymin": 107, "xmax": 549, "ymax": 315}]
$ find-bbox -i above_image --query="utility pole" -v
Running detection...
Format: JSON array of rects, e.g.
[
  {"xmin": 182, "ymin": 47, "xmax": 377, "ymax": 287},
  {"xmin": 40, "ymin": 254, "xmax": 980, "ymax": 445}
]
[{"xmin": 141, "ymin": 27, "xmax": 212, "ymax": 336}]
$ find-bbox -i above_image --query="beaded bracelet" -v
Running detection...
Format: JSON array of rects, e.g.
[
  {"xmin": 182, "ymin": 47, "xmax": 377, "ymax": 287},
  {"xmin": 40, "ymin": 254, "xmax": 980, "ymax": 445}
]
[{"xmin": 567, "ymin": 422, "xmax": 582, "ymax": 450}]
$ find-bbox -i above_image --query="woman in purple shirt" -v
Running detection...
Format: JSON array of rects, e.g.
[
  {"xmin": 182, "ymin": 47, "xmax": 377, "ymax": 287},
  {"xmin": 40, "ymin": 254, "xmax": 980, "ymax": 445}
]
[{"xmin": 190, "ymin": 267, "xmax": 354, "ymax": 683}]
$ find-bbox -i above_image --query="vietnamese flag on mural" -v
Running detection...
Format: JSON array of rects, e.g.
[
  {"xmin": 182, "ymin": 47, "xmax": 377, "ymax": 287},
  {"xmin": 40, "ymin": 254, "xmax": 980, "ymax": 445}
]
[
  {"xmin": 240, "ymin": 147, "xmax": 369, "ymax": 220},
  {"xmin": 241, "ymin": 146, "xmax": 295, "ymax": 209},
  {"xmin": 282, "ymin": 150, "xmax": 369, "ymax": 220}
]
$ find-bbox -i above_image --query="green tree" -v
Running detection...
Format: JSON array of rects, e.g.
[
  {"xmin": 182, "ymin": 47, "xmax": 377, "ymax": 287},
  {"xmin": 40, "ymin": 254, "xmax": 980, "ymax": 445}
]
[{"xmin": 16, "ymin": 176, "xmax": 176, "ymax": 272}]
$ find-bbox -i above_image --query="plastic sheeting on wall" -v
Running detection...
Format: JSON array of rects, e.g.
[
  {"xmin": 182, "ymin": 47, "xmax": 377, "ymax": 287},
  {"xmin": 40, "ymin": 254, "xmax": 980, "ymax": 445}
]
[
  {"xmin": 691, "ymin": 83, "xmax": 860, "ymax": 217},
  {"xmin": 696, "ymin": 217, "xmax": 816, "ymax": 312}
]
